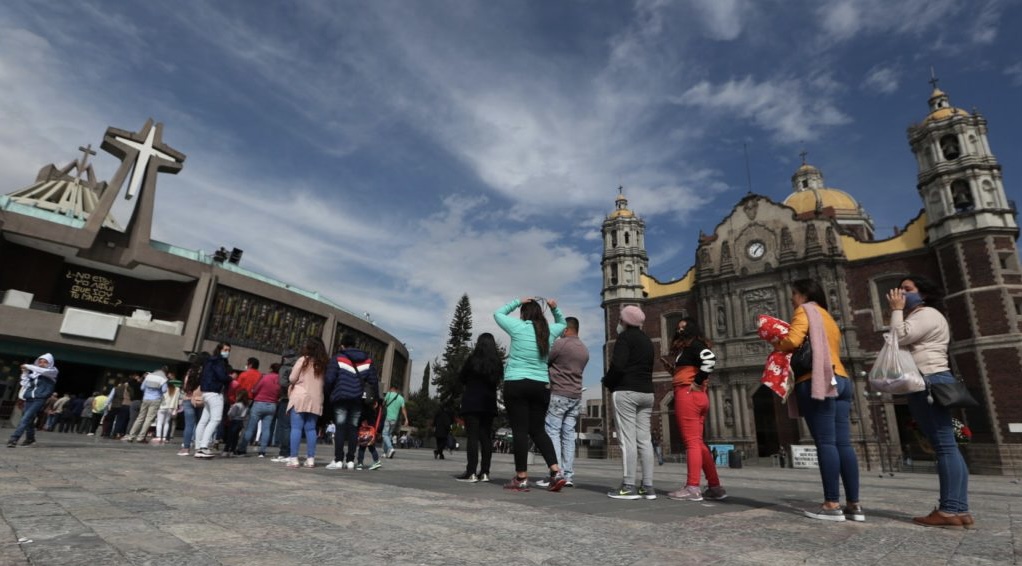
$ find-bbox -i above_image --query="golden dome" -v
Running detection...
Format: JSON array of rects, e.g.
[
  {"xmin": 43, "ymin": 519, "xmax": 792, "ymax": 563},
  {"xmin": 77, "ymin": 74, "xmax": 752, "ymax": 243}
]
[
  {"xmin": 609, "ymin": 208, "xmax": 635, "ymax": 219},
  {"xmin": 784, "ymin": 188, "xmax": 859, "ymax": 214},
  {"xmin": 924, "ymin": 106, "xmax": 968, "ymax": 124}
]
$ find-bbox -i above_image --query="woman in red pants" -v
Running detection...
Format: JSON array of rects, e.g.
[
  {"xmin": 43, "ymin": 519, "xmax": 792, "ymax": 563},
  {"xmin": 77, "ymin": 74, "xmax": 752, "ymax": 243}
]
[{"xmin": 663, "ymin": 318, "xmax": 727, "ymax": 502}]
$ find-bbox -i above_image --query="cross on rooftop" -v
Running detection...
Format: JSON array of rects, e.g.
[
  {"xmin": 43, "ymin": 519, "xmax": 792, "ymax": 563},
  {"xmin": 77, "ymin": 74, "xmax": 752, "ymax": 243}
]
[
  {"xmin": 799, "ymin": 149, "xmax": 808, "ymax": 165},
  {"xmin": 75, "ymin": 144, "xmax": 96, "ymax": 182},
  {"xmin": 929, "ymin": 67, "xmax": 940, "ymax": 90}
]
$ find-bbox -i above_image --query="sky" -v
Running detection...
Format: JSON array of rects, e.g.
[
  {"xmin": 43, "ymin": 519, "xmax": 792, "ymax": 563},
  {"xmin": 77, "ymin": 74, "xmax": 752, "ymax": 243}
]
[{"xmin": 2, "ymin": 0, "xmax": 1020, "ymax": 397}]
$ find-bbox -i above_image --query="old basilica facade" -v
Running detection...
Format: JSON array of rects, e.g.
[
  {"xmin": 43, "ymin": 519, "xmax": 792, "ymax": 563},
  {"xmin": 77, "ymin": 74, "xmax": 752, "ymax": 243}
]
[{"xmin": 601, "ymin": 83, "xmax": 1022, "ymax": 475}]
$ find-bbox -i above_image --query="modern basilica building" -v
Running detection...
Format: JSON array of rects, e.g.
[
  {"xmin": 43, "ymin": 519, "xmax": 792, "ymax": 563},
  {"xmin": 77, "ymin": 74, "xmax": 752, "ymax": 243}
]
[
  {"xmin": 601, "ymin": 82, "xmax": 1022, "ymax": 474},
  {"xmin": 0, "ymin": 120, "xmax": 410, "ymax": 422}
]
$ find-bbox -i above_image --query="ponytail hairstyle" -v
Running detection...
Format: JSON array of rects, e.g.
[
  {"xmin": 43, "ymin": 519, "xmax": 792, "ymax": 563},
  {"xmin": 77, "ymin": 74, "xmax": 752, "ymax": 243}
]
[{"xmin": 520, "ymin": 301, "xmax": 551, "ymax": 358}]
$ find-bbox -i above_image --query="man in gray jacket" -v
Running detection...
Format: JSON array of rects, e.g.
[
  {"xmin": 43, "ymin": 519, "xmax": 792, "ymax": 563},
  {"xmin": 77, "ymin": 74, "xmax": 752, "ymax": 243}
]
[{"xmin": 538, "ymin": 317, "xmax": 589, "ymax": 488}]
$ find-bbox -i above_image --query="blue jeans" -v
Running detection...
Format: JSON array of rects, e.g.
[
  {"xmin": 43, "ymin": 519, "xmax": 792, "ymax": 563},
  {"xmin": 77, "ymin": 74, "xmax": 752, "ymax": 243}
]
[
  {"xmin": 382, "ymin": 419, "xmax": 397, "ymax": 454},
  {"xmin": 181, "ymin": 399, "xmax": 197, "ymax": 449},
  {"xmin": 545, "ymin": 394, "xmax": 582, "ymax": 480},
  {"xmin": 796, "ymin": 377, "xmax": 860, "ymax": 503},
  {"xmin": 907, "ymin": 371, "xmax": 969, "ymax": 513},
  {"xmin": 289, "ymin": 410, "xmax": 318, "ymax": 459},
  {"xmin": 241, "ymin": 401, "xmax": 277, "ymax": 455},
  {"xmin": 333, "ymin": 400, "xmax": 362, "ymax": 463},
  {"xmin": 10, "ymin": 398, "xmax": 47, "ymax": 443}
]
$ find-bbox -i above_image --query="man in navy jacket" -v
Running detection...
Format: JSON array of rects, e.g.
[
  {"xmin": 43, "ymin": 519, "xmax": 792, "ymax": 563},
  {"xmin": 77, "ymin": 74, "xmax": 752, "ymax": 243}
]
[{"xmin": 324, "ymin": 334, "xmax": 379, "ymax": 470}]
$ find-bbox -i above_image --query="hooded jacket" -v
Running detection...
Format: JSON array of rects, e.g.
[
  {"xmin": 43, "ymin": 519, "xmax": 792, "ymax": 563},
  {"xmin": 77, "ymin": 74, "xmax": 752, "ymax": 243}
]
[
  {"xmin": 19, "ymin": 354, "xmax": 59, "ymax": 400},
  {"xmin": 199, "ymin": 357, "xmax": 231, "ymax": 394},
  {"xmin": 325, "ymin": 348, "xmax": 379, "ymax": 403}
]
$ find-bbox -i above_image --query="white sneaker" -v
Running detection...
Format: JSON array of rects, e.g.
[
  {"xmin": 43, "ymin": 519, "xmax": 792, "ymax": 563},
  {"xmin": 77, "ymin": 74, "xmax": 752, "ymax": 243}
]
[
  {"xmin": 345, "ymin": 461, "xmax": 355, "ymax": 470},
  {"xmin": 325, "ymin": 460, "xmax": 345, "ymax": 470},
  {"xmin": 386, "ymin": 449, "xmax": 396, "ymax": 459},
  {"xmin": 303, "ymin": 457, "xmax": 315, "ymax": 468},
  {"xmin": 270, "ymin": 455, "xmax": 288, "ymax": 463}
]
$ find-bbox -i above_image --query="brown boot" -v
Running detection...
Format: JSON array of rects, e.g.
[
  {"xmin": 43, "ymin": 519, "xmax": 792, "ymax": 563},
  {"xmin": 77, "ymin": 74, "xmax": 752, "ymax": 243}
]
[
  {"xmin": 957, "ymin": 513, "xmax": 976, "ymax": 530},
  {"xmin": 913, "ymin": 509, "xmax": 964, "ymax": 529}
]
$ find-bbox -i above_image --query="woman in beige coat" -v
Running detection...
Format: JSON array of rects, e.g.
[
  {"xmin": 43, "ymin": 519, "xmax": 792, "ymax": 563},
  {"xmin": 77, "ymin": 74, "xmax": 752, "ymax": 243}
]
[{"xmin": 286, "ymin": 337, "xmax": 328, "ymax": 468}]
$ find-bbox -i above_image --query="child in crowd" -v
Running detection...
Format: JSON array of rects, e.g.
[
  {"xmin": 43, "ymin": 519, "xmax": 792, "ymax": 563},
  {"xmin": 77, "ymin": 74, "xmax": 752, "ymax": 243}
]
[
  {"xmin": 356, "ymin": 400, "xmax": 383, "ymax": 470},
  {"xmin": 223, "ymin": 389, "xmax": 249, "ymax": 456}
]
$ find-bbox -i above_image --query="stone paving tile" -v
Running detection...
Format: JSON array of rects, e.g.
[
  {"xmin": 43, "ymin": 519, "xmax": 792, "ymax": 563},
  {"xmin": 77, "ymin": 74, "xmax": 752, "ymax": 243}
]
[{"xmin": 1, "ymin": 433, "xmax": 1021, "ymax": 565}]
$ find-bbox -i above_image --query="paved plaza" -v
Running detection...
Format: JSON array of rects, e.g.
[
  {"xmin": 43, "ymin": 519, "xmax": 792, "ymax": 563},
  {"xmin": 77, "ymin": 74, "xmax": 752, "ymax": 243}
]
[{"xmin": 0, "ymin": 433, "xmax": 1019, "ymax": 565}]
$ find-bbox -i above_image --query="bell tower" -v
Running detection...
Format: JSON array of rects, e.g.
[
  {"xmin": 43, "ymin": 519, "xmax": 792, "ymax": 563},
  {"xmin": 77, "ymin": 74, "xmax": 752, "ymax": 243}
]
[
  {"xmin": 907, "ymin": 77, "xmax": 1016, "ymax": 243},
  {"xmin": 908, "ymin": 74, "xmax": 1022, "ymax": 474},
  {"xmin": 601, "ymin": 187, "xmax": 648, "ymax": 306}
]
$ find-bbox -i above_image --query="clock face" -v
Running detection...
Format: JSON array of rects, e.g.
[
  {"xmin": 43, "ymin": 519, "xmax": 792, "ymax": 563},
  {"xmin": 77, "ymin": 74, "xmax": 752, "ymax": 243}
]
[{"xmin": 747, "ymin": 241, "xmax": 766, "ymax": 260}]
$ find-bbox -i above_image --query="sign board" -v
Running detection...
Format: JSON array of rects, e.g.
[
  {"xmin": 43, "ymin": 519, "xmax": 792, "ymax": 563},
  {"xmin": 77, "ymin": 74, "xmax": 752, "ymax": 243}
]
[
  {"xmin": 708, "ymin": 443, "xmax": 734, "ymax": 467},
  {"xmin": 791, "ymin": 445, "xmax": 819, "ymax": 469}
]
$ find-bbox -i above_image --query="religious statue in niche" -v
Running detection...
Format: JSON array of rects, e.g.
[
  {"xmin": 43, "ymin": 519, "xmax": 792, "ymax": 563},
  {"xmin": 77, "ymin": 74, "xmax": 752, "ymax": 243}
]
[
  {"xmin": 716, "ymin": 305, "xmax": 727, "ymax": 336},
  {"xmin": 780, "ymin": 227, "xmax": 794, "ymax": 251},
  {"xmin": 805, "ymin": 224, "xmax": 818, "ymax": 248},
  {"xmin": 743, "ymin": 287, "xmax": 778, "ymax": 331},
  {"xmin": 825, "ymin": 226, "xmax": 838, "ymax": 253},
  {"xmin": 623, "ymin": 263, "xmax": 634, "ymax": 284},
  {"xmin": 829, "ymin": 288, "xmax": 842, "ymax": 324},
  {"xmin": 724, "ymin": 398, "xmax": 735, "ymax": 428},
  {"xmin": 720, "ymin": 241, "xmax": 732, "ymax": 264}
]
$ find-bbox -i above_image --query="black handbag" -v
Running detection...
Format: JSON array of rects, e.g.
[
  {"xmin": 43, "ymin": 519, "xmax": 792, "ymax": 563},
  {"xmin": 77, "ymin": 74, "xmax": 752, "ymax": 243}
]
[
  {"xmin": 928, "ymin": 380, "xmax": 979, "ymax": 409},
  {"xmin": 790, "ymin": 340, "xmax": 813, "ymax": 377}
]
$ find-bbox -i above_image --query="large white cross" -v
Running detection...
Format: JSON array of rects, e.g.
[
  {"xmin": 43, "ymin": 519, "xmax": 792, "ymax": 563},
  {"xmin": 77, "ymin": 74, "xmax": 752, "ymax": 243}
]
[{"xmin": 115, "ymin": 125, "xmax": 180, "ymax": 200}]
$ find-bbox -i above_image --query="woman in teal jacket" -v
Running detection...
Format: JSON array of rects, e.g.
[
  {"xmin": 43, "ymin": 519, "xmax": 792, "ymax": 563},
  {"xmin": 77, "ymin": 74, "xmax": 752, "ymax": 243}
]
[{"xmin": 494, "ymin": 297, "xmax": 568, "ymax": 492}]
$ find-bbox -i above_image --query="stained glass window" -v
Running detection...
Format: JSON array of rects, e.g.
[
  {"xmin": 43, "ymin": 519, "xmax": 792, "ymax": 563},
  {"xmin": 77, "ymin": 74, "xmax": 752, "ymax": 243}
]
[{"xmin": 205, "ymin": 286, "xmax": 326, "ymax": 353}]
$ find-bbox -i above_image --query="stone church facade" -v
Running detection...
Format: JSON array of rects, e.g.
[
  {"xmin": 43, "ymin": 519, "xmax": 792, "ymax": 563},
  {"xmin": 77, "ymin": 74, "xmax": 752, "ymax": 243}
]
[{"xmin": 601, "ymin": 83, "xmax": 1022, "ymax": 475}]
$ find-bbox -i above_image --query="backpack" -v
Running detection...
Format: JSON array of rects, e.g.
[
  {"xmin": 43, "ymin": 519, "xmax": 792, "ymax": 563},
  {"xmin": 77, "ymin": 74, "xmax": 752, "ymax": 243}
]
[{"xmin": 357, "ymin": 407, "xmax": 383, "ymax": 447}]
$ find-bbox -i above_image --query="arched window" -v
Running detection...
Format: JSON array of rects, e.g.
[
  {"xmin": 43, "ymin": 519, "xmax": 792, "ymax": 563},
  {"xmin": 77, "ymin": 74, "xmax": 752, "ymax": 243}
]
[
  {"xmin": 940, "ymin": 134, "xmax": 961, "ymax": 160},
  {"xmin": 951, "ymin": 179, "xmax": 973, "ymax": 213},
  {"xmin": 625, "ymin": 232, "xmax": 630, "ymax": 245},
  {"xmin": 611, "ymin": 231, "xmax": 618, "ymax": 247}
]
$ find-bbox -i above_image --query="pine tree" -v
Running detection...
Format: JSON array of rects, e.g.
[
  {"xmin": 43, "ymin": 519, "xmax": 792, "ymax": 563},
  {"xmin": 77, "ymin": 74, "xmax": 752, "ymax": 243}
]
[
  {"xmin": 420, "ymin": 363, "xmax": 431, "ymax": 395},
  {"xmin": 431, "ymin": 294, "xmax": 473, "ymax": 412}
]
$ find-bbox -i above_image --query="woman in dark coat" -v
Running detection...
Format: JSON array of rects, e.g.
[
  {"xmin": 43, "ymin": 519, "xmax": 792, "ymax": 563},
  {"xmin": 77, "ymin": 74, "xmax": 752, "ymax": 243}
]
[{"xmin": 455, "ymin": 333, "xmax": 502, "ymax": 482}]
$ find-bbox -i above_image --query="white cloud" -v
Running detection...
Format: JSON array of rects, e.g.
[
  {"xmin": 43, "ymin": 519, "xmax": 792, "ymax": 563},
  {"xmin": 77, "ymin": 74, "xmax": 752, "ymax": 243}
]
[
  {"xmin": 675, "ymin": 76, "xmax": 852, "ymax": 143},
  {"xmin": 816, "ymin": 0, "xmax": 967, "ymax": 43},
  {"xmin": 862, "ymin": 64, "xmax": 901, "ymax": 94},
  {"xmin": 689, "ymin": 0, "xmax": 748, "ymax": 41},
  {"xmin": 1006, "ymin": 62, "xmax": 1022, "ymax": 86}
]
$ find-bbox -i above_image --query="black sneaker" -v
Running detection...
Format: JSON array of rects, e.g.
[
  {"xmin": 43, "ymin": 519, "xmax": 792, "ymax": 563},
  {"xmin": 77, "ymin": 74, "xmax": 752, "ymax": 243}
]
[
  {"xmin": 6, "ymin": 440, "xmax": 16, "ymax": 448},
  {"xmin": 608, "ymin": 484, "xmax": 640, "ymax": 500},
  {"xmin": 455, "ymin": 472, "xmax": 478, "ymax": 482},
  {"xmin": 20, "ymin": 439, "xmax": 35, "ymax": 447}
]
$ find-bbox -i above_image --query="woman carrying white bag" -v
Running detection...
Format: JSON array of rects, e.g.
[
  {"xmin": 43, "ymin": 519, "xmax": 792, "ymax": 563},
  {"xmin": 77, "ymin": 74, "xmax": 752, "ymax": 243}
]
[{"xmin": 885, "ymin": 275, "xmax": 972, "ymax": 529}]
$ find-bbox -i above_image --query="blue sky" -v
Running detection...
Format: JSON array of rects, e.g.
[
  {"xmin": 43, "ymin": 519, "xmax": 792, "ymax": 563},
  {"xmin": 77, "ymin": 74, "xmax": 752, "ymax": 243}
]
[{"xmin": 2, "ymin": 0, "xmax": 1020, "ymax": 396}]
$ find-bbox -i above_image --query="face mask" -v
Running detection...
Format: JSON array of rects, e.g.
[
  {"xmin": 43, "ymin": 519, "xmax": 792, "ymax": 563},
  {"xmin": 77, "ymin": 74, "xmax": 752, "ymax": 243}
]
[
  {"xmin": 221, "ymin": 350, "xmax": 230, "ymax": 359},
  {"xmin": 904, "ymin": 292, "xmax": 924, "ymax": 311},
  {"xmin": 616, "ymin": 323, "xmax": 625, "ymax": 335}
]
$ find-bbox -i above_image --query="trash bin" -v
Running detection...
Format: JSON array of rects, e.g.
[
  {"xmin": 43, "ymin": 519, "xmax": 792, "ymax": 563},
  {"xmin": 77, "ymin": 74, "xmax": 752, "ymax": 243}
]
[{"xmin": 728, "ymin": 449, "xmax": 742, "ymax": 469}]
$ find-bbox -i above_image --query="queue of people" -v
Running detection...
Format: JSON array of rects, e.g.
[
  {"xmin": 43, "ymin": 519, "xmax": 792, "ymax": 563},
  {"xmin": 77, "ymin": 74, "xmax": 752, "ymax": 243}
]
[{"xmin": 4, "ymin": 279, "xmax": 974, "ymax": 530}]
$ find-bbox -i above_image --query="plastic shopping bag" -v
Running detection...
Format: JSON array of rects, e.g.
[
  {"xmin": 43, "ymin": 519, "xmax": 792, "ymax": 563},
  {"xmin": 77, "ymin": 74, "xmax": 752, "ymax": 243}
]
[{"xmin": 868, "ymin": 333, "xmax": 925, "ymax": 394}]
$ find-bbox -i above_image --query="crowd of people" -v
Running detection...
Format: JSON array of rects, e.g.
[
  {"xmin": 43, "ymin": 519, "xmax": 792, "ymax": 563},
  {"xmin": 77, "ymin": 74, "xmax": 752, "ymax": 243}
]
[{"xmin": 5, "ymin": 276, "xmax": 973, "ymax": 529}]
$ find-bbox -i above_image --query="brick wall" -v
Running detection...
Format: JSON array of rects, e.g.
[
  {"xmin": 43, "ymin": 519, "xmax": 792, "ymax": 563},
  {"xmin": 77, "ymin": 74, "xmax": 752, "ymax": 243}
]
[{"xmin": 963, "ymin": 238, "xmax": 996, "ymax": 286}]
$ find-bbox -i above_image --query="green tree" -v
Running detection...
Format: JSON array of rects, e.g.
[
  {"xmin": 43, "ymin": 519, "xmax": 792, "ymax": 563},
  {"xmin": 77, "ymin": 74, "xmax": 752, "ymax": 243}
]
[
  {"xmin": 431, "ymin": 294, "xmax": 473, "ymax": 413},
  {"xmin": 405, "ymin": 387, "xmax": 438, "ymax": 441},
  {"xmin": 420, "ymin": 362, "xmax": 430, "ymax": 395}
]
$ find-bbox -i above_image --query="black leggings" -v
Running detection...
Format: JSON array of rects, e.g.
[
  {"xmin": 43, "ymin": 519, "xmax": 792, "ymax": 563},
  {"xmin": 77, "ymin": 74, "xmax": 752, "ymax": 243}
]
[
  {"xmin": 463, "ymin": 412, "xmax": 494, "ymax": 475},
  {"xmin": 504, "ymin": 379, "xmax": 557, "ymax": 474}
]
